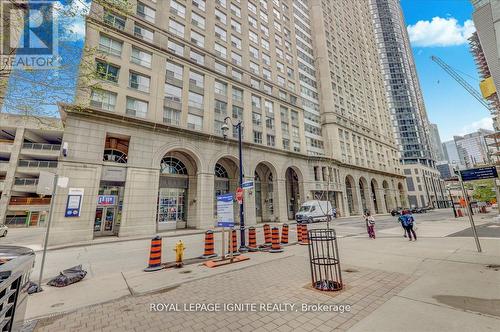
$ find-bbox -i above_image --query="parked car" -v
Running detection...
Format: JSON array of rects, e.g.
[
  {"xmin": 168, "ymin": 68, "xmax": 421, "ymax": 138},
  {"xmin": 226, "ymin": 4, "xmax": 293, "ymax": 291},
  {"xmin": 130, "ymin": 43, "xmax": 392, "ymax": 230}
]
[
  {"xmin": 295, "ymin": 200, "xmax": 333, "ymax": 223},
  {"xmin": 390, "ymin": 207, "xmax": 407, "ymax": 216},
  {"xmin": 0, "ymin": 224, "xmax": 7, "ymax": 237},
  {"xmin": 411, "ymin": 207, "xmax": 426, "ymax": 214}
]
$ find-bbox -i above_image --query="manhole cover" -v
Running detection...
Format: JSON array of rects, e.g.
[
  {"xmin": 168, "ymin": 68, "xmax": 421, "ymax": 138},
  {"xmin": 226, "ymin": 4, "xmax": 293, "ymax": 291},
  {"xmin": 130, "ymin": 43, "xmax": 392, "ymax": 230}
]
[
  {"xmin": 344, "ymin": 268, "xmax": 359, "ymax": 273},
  {"xmin": 180, "ymin": 270, "xmax": 192, "ymax": 274},
  {"xmin": 50, "ymin": 303, "xmax": 64, "ymax": 308}
]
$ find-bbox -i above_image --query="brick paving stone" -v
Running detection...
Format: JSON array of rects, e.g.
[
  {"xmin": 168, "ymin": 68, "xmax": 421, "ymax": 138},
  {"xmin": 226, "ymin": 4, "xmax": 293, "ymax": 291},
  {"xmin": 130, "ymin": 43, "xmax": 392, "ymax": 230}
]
[{"xmin": 34, "ymin": 256, "xmax": 413, "ymax": 332}]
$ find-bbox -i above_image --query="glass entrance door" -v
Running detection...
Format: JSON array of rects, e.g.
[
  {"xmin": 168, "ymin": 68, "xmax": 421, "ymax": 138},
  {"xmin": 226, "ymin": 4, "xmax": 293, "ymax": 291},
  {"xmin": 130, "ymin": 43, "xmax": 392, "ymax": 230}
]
[
  {"xmin": 158, "ymin": 188, "xmax": 186, "ymax": 224},
  {"xmin": 94, "ymin": 207, "xmax": 116, "ymax": 236}
]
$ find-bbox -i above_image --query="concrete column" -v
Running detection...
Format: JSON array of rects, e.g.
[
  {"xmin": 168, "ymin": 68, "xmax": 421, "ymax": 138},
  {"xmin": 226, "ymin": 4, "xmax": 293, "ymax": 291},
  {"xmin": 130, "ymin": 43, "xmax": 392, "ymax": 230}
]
[
  {"xmin": 355, "ymin": 187, "xmax": 364, "ymax": 215},
  {"xmin": 0, "ymin": 127, "xmax": 24, "ymax": 224},
  {"xmin": 366, "ymin": 187, "xmax": 376, "ymax": 214},
  {"xmin": 48, "ymin": 162, "xmax": 102, "ymax": 246},
  {"xmin": 197, "ymin": 172, "xmax": 215, "ymax": 229},
  {"xmin": 119, "ymin": 168, "xmax": 158, "ymax": 237},
  {"xmin": 275, "ymin": 178, "xmax": 288, "ymax": 222},
  {"xmin": 375, "ymin": 188, "xmax": 387, "ymax": 213},
  {"xmin": 385, "ymin": 190, "xmax": 396, "ymax": 211}
]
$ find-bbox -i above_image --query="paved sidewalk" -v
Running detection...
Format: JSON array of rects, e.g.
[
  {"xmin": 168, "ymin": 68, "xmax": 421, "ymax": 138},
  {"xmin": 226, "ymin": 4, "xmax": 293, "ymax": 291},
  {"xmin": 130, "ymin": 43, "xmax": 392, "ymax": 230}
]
[
  {"xmin": 29, "ymin": 234, "xmax": 500, "ymax": 332},
  {"xmin": 33, "ymin": 255, "xmax": 414, "ymax": 332}
]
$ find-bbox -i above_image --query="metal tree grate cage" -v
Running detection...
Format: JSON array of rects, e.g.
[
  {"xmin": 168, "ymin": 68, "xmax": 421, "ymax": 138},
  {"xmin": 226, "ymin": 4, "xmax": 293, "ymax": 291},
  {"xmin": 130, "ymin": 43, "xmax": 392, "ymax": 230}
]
[{"xmin": 307, "ymin": 229, "xmax": 343, "ymax": 291}]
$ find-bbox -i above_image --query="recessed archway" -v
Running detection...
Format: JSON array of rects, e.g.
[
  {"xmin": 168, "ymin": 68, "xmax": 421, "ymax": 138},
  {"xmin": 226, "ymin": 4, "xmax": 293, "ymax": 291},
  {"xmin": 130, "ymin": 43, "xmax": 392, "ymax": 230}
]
[
  {"xmin": 285, "ymin": 166, "xmax": 303, "ymax": 220},
  {"xmin": 371, "ymin": 179, "xmax": 379, "ymax": 214},
  {"xmin": 158, "ymin": 151, "xmax": 199, "ymax": 230},
  {"xmin": 254, "ymin": 162, "xmax": 277, "ymax": 223},
  {"xmin": 214, "ymin": 156, "xmax": 239, "ymax": 221},
  {"xmin": 345, "ymin": 175, "xmax": 357, "ymax": 215}
]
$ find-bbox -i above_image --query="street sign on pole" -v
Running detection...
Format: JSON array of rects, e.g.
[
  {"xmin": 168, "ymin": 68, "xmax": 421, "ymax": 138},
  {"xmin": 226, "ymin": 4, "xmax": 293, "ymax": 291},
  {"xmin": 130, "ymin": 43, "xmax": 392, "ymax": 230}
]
[
  {"xmin": 460, "ymin": 166, "xmax": 498, "ymax": 182},
  {"xmin": 242, "ymin": 181, "xmax": 254, "ymax": 189},
  {"xmin": 236, "ymin": 187, "xmax": 244, "ymax": 204},
  {"xmin": 457, "ymin": 169, "xmax": 482, "ymax": 253},
  {"xmin": 37, "ymin": 173, "xmax": 58, "ymax": 292},
  {"xmin": 216, "ymin": 193, "xmax": 234, "ymax": 228}
]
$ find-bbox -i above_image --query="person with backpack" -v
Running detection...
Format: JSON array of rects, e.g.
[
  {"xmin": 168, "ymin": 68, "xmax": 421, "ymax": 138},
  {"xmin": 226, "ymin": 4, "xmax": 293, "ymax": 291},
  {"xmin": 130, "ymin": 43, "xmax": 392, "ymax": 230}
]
[
  {"xmin": 364, "ymin": 211, "xmax": 376, "ymax": 239},
  {"xmin": 402, "ymin": 210, "xmax": 417, "ymax": 241},
  {"xmin": 397, "ymin": 211, "xmax": 408, "ymax": 238}
]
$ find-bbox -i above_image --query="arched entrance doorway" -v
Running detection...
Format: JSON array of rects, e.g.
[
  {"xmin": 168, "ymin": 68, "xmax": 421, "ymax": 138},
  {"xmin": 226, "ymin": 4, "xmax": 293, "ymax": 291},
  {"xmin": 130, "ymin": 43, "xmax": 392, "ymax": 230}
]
[
  {"xmin": 158, "ymin": 152, "xmax": 198, "ymax": 229},
  {"xmin": 214, "ymin": 157, "xmax": 239, "ymax": 221},
  {"xmin": 255, "ymin": 162, "xmax": 276, "ymax": 222},
  {"xmin": 345, "ymin": 176, "xmax": 356, "ymax": 215},
  {"xmin": 285, "ymin": 167, "xmax": 301, "ymax": 220},
  {"xmin": 371, "ymin": 179, "xmax": 379, "ymax": 214}
]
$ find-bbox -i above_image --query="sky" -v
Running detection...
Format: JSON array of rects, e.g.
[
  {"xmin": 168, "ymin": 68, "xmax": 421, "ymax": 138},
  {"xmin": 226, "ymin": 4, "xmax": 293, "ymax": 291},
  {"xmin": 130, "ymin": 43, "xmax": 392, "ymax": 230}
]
[
  {"xmin": 400, "ymin": 0, "xmax": 493, "ymax": 142},
  {"xmin": 2, "ymin": 0, "xmax": 493, "ymax": 142}
]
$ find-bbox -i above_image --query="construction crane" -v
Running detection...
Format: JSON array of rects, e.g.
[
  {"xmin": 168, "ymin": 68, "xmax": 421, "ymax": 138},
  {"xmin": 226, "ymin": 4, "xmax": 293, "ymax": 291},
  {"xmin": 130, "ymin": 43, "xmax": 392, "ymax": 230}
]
[{"xmin": 430, "ymin": 55, "xmax": 491, "ymax": 111}]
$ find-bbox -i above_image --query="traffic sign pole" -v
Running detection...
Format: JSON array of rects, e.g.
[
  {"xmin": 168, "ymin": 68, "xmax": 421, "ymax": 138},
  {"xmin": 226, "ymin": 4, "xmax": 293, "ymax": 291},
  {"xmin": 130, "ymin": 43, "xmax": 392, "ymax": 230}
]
[{"xmin": 458, "ymin": 170, "xmax": 482, "ymax": 253}]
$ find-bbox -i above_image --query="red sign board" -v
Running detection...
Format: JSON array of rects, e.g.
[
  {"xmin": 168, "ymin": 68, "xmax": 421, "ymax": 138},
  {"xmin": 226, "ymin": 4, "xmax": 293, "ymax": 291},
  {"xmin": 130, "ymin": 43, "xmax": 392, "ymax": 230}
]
[{"xmin": 236, "ymin": 187, "xmax": 244, "ymax": 204}]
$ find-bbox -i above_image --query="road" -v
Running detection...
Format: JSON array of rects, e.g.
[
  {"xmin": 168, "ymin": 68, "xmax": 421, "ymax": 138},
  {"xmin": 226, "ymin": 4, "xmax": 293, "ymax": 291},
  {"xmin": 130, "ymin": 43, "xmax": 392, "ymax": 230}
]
[{"xmin": 0, "ymin": 209, "xmax": 460, "ymax": 282}]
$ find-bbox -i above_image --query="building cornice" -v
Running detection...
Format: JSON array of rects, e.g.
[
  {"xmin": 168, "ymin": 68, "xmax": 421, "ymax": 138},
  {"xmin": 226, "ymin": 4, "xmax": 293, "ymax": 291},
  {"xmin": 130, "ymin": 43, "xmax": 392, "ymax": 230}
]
[{"xmin": 59, "ymin": 103, "xmax": 405, "ymax": 179}]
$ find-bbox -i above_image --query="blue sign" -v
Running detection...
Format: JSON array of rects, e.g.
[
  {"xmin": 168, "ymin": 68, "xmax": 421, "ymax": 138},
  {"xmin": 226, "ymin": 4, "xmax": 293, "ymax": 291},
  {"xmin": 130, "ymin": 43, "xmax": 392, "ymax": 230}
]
[
  {"xmin": 216, "ymin": 193, "xmax": 234, "ymax": 228},
  {"xmin": 97, "ymin": 195, "xmax": 116, "ymax": 206},
  {"xmin": 242, "ymin": 181, "xmax": 254, "ymax": 189},
  {"xmin": 460, "ymin": 166, "xmax": 498, "ymax": 182},
  {"xmin": 65, "ymin": 195, "xmax": 82, "ymax": 217}
]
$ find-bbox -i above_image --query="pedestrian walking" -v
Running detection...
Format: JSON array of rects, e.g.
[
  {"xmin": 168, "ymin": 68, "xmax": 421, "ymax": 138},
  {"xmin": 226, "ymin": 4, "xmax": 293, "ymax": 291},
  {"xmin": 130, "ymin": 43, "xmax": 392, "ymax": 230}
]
[
  {"xmin": 397, "ymin": 211, "xmax": 407, "ymax": 238},
  {"xmin": 333, "ymin": 207, "xmax": 337, "ymax": 219},
  {"xmin": 402, "ymin": 210, "xmax": 417, "ymax": 241},
  {"xmin": 364, "ymin": 211, "xmax": 376, "ymax": 239}
]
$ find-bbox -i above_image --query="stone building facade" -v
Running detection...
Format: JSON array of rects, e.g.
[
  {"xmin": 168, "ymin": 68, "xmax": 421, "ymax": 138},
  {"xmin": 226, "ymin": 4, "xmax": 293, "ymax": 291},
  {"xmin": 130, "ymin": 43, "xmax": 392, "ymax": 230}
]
[{"xmin": 47, "ymin": 0, "xmax": 407, "ymax": 245}]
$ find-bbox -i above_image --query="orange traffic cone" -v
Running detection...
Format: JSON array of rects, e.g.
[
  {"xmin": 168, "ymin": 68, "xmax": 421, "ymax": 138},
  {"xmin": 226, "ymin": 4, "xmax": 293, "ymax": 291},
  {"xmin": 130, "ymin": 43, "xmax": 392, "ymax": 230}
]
[
  {"xmin": 144, "ymin": 236, "xmax": 163, "ymax": 272},
  {"xmin": 281, "ymin": 224, "xmax": 289, "ymax": 244},
  {"xmin": 299, "ymin": 224, "xmax": 309, "ymax": 245},
  {"xmin": 228, "ymin": 229, "xmax": 240, "ymax": 256},
  {"xmin": 263, "ymin": 224, "xmax": 272, "ymax": 246},
  {"xmin": 270, "ymin": 227, "xmax": 284, "ymax": 253},
  {"xmin": 297, "ymin": 223, "xmax": 304, "ymax": 243},
  {"xmin": 248, "ymin": 227, "xmax": 258, "ymax": 252},
  {"xmin": 200, "ymin": 230, "xmax": 217, "ymax": 259}
]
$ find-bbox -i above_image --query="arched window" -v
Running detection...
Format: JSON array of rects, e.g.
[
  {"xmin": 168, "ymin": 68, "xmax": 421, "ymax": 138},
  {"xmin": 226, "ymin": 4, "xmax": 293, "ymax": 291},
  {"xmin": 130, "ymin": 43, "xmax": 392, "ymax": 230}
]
[
  {"xmin": 160, "ymin": 157, "xmax": 188, "ymax": 175},
  {"xmin": 254, "ymin": 171, "xmax": 261, "ymax": 181},
  {"xmin": 103, "ymin": 149, "xmax": 127, "ymax": 163},
  {"xmin": 214, "ymin": 163, "xmax": 229, "ymax": 178}
]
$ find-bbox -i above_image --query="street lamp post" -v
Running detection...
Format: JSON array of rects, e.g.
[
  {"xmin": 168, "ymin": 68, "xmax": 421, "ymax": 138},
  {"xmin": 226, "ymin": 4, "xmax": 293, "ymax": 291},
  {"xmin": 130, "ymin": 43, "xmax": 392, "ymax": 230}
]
[
  {"xmin": 221, "ymin": 117, "xmax": 248, "ymax": 252},
  {"xmin": 446, "ymin": 186, "xmax": 457, "ymax": 218}
]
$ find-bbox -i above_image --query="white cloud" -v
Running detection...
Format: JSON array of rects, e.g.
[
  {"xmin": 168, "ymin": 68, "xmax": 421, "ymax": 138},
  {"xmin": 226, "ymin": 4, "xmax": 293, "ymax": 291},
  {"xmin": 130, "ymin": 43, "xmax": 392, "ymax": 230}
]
[
  {"xmin": 407, "ymin": 17, "xmax": 476, "ymax": 47},
  {"xmin": 457, "ymin": 117, "xmax": 494, "ymax": 136}
]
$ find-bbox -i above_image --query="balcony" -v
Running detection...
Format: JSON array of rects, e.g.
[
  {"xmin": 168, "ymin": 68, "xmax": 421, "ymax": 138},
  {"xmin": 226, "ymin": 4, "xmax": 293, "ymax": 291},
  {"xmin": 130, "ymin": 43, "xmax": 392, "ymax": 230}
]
[
  {"xmin": 21, "ymin": 142, "xmax": 61, "ymax": 158},
  {"xmin": 12, "ymin": 178, "xmax": 38, "ymax": 193},
  {"xmin": 0, "ymin": 140, "xmax": 14, "ymax": 154},
  {"xmin": 17, "ymin": 160, "xmax": 57, "ymax": 175},
  {"xmin": 0, "ymin": 161, "xmax": 9, "ymax": 173},
  {"xmin": 10, "ymin": 197, "xmax": 50, "ymax": 205}
]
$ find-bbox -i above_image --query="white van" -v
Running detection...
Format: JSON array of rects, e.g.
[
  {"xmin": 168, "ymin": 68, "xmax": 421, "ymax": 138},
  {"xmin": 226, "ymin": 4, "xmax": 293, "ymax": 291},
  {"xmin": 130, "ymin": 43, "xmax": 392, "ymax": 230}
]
[{"xmin": 295, "ymin": 200, "xmax": 333, "ymax": 223}]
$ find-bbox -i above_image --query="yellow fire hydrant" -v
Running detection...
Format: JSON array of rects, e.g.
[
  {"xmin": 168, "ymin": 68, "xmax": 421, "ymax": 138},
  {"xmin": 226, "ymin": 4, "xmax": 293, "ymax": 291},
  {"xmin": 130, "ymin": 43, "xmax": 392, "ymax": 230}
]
[{"xmin": 174, "ymin": 240, "xmax": 185, "ymax": 268}]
